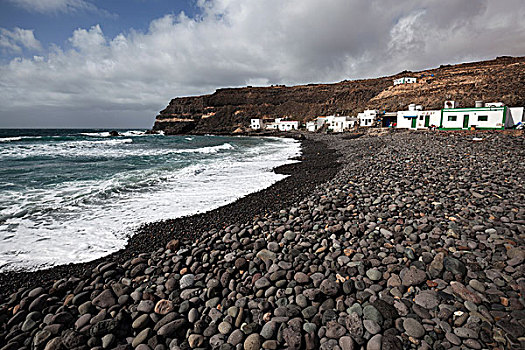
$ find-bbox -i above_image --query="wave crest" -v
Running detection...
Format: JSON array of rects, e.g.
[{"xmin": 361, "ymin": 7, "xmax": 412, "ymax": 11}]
[{"xmin": 175, "ymin": 143, "xmax": 234, "ymax": 154}]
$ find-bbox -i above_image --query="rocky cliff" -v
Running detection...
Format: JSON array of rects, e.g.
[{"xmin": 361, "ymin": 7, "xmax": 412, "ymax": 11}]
[{"xmin": 153, "ymin": 56, "xmax": 525, "ymax": 134}]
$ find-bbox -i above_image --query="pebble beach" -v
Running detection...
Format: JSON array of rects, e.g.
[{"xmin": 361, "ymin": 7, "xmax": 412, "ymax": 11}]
[{"xmin": 1, "ymin": 131, "xmax": 524, "ymax": 350}]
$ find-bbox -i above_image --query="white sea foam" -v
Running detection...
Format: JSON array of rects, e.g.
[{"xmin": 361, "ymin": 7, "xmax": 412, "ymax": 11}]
[
  {"xmin": 120, "ymin": 130, "xmax": 147, "ymax": 136},
  {"xmin": 0, "ymin": 137, "xmax": 301, "ymax": 271},
  {"xmin": 81, "ymin": 130, "xmax": 147, "ymax": 137},
  {"xmin": 0, "ymin": 138, "xmax": 134, "ymax": 160},
  {"xmin": 0, "ymin": 139, "xmax": 240, "ymax": 161},
  {"xmin": 90, "ymin": 138, "xmax": 133, "ymax": 145},
  {"xmin": 81, "ymin": 132, "xmax": 111, "ymax": 137},
  {"xmin": 0, "ymin": 136, "xmax": 45, "ymax": 143},
  {"xmin": 0, "ymin": 137, "xmax": 22, "ymax": 142},
  {"xmin": 173, "ymin": 143, "xmax": 234, "ymax": 154}
]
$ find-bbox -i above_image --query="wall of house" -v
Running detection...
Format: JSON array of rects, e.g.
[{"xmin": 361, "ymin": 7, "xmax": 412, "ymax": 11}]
[
  {"xmin": 414, "ymin": 111, "xmax": 440, "ymax": 129},
  {"xmin": 278, "ymin": 122, "xmax": 299, "ymax": 131},
  {"xmin": 345, "ymin": 120, "xmax": 357, "ymax": 129},
  {"xmin": 415, "ymin": 114, "xmax": 426, "ymax": 129},
  {"xmin": 396, "ymin": 110, "xmax": 440, "ymax": 129},
  {"xmin": 250, "ymin": 119, "xmax": 262, "ymax": 129},
  {"xmin": 441, "ymin": 108, "xmax": 505, "ymax": 129},
  {"xmin": 428, "ymin": 111, "xmax": 442, "ymax": 128},
  {"xmin": 360, "ymin": 118, "xmax": 373, "ymax": 126},
  {"xmin": 306, "ymin": 122, "xmax": 316, "ymax": 132},
  {"xmin": 331, "ymin": 117, "xmax": 347, "ymax": 132},
  {"xmin": 396, "ymin": 111, "xmax": 418, "ymax": 129}
]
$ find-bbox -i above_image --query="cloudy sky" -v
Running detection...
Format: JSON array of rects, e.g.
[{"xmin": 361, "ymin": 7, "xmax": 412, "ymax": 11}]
[{"xmin": 1, "ymin": 0, "xmax": 524, "ymax": 128}]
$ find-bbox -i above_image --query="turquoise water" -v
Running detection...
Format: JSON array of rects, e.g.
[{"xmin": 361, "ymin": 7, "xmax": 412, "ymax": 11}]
[{"xmin": 0, "ymin": 129, "xmax": 300, "ymax": 271}]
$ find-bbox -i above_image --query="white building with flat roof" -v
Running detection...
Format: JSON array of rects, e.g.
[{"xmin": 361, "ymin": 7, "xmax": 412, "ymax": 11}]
[
  {"xmin": 263, "ymin": 118, "xmax": 300, "ymax": 131},
  {"xmin": 306, "ymin": 117, "xmax": 328, "ymax": 132},
  {"xmin": 439, "ymin": 101, "xmax": 524, "ymax": 130},
  {"xmin": 393, "ymin": 100, "xmax": 524, "ymax": 131},
  {"xmin": 440, "ymin": 106, "xmax": 508, "ymax": 130},
  {"xmin": 396, "ymin": 104, "xmax": 440, "ymax": 130},
  {"xmin": 325, "ymin": 116, "xmax": 357, "ymax": 132},
  {"xmin": 306, "ymin": 121, "xmax": 317, "ymax": 132},
  {"xmin": 358, "ymin": 110, "xmax": 378, "ymax": 127},
  {"xmin": 393, "ymin": 77, "xmax": 417, "ymax": 86},
  {"xmin": 250, "ymin": 118, "xmax": 263, "ymax": 130},
  {"xmin": 278, "ymin": 120, "xmax": 299, "ymax": 131}
]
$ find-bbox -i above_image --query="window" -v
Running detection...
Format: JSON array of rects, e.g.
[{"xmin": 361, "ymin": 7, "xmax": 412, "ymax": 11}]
[
  {"xmin": 448, "ymin": 115, "xmax": 457, "ymax": 122},
  {"xmin": 478, "ymin": 115, "xmax": 488, "ymax": 122},
  {"xmin": 419, "ymin": 115, "xmax": 424, "ymax": 120}
]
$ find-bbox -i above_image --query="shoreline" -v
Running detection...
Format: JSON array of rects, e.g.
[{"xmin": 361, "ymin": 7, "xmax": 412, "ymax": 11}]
[{"xmin": 0, "ymin": 135, "xmax": 340, "ymax": 298}]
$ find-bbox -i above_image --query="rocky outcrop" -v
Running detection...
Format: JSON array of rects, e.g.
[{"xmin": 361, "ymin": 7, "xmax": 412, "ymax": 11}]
[{"xmin": 153, "ymin": 56, "xmax": 525, "ymax": 134}]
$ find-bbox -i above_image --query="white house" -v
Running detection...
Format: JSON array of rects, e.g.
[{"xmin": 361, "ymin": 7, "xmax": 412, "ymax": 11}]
[
  {"xmin": 306, "ymin": 117, "xmax": 328, "ymax": 132},
  {"xmin": 343, "ymin": 117, "xmax": 359, "ymax": 131},
  {"xmin": 306, "ymin": 116, "xmax": 357, "ymax": 132},
  {"xmin": 358, "ymin": 110, "xmax": 378, "ymax": 127},
  {"xmin": 306, "ymin": 121, "xmax": 317, "ymax": 132},
  {"xmin": 393, "ymin": 77, "xmax": 417, "ymax": 86},
  {"xmin": 250, "ymin": 118, "xmax": 264, "ymax": 130},
  {"xmin": 396, "ymin": 104, "xmax": 420, "ymax": 129},
  {"xmin": 262, "ymin": 118, "xmax": 300, "ymax": 131},
  {"xmin": 263, "ymin": 118, "xmax": 281, "ymax": 130},
  {"xmin": 324, "ymin": 115, "xmax": 357, "ymax": 132},
  {"xmin": 278, "ymin": 120, "xmax": 299, "ymax": 131},
  {"xmin": 264, "ymin": 120, "xmax": 279, "ymax": 130},
  {"xmin": 417, "ymin": 110, "xmax": 441, "ymax": 129},
  {"xmin": 326, "ymin": 116, "xmax": 357, "ymax": 132},
  {"xmin": 440, "ymin": 103, "xmax": 511, "ymax": 130},
  {"xmin": 315, "ymin": 117, "xmax": 327, "ymax": 131},
  {"xmin": 396, "ymin": 104, "xmax": 440, "ymax": 130}
]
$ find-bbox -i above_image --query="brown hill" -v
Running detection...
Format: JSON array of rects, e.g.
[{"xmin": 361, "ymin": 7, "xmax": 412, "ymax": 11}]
[{"xmin": 152, "ymin": 56, "xmax": 525, "ymax": 134}]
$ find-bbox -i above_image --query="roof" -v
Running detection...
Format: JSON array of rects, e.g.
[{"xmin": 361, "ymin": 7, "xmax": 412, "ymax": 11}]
[{"xmin": 443, "ymin": 107, "xmax": 505, "ymax": 112}]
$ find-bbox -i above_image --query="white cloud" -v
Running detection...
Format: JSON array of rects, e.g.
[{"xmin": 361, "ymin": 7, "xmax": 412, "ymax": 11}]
[
  {"xmin": 0, "ymin": 27, "xmax": 42, "ymax": 54},
  {"xmin": 69, "ymin": 25, "xmax": 106, "ymax": 52},
  {"xmin": 7, "ymin": 0, "xmax": 114, "ymax": 17},
  {"xmin": 1, "ymin": 0, "xmax": 525, "ymax": 127},
  {"xmin": 388, "ymin": 10, "xmax": 426, "ymax": 55}
]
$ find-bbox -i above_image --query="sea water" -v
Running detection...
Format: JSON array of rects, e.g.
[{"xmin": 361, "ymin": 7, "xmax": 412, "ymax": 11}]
[{"xmin": 0, "ymin": 129, "xmax": 301, "ymax": 272}]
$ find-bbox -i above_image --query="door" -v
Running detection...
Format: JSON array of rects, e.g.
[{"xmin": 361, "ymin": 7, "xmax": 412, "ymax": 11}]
[
  {"xmin": 424, "ymin": 115, "xmax": 430, "ymax": 128},
  {"xmin": 411, "ymin": 118, "xmax": 417, "ymax": 129},
  {"xmin": 463, "ymin": 114, "xmax": 469, "ymax": 129}
]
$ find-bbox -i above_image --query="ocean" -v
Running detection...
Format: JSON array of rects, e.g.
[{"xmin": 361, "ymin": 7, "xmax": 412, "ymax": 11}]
[{"xmin": 0, "ymin": 129, "xmax": 301, "ymax": 272}]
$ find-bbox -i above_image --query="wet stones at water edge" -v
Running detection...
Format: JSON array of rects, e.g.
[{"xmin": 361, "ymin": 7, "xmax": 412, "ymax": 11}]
[{"xmin": 0, "ymin": 132, "xmax": 524, "ymax": 349}]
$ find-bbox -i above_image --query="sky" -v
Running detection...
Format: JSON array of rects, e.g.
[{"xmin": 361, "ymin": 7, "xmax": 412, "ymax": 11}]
[{"xmin": 0, "ymin": 0, "xmax": 525, "ymax": 128}]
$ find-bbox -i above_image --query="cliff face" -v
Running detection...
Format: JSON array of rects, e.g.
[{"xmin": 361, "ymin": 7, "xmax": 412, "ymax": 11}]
[{"xmin": 153, "ymin": 56, "xmax": 525, "ymax": 134}]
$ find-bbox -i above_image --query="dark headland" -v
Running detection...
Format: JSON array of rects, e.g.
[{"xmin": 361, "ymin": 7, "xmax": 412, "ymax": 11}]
[{"xmin": 1, "ymin": 130, "xmax": 524, "ymax": 349}]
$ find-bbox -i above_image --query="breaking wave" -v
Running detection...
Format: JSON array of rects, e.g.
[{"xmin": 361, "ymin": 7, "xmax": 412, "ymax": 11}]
[{"xmin": 0, "ymin": 132, "xmax": 300, "ymax": 271}]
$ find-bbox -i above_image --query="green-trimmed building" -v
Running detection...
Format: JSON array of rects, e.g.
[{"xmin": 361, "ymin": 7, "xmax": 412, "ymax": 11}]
[{"xmin": 440, "ymin": 103, "xmax": 523, "ymax": 130}]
